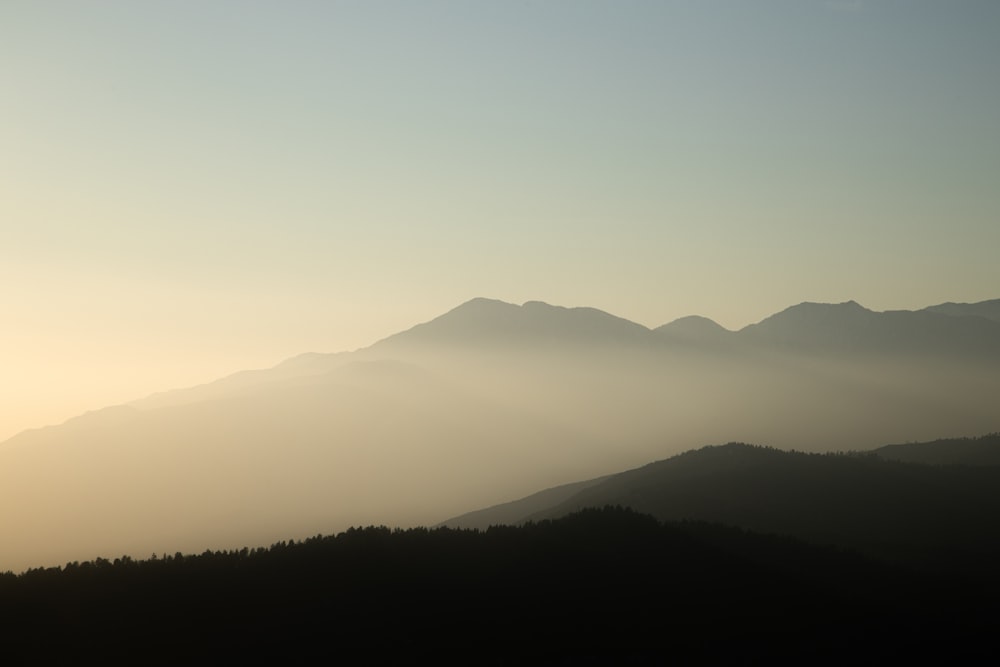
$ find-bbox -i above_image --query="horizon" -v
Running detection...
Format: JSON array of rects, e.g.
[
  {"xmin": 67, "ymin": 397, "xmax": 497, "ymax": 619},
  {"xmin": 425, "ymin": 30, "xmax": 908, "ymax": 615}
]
[
  {"xmin": 1, "ymin": 280, "xmax": 999, "ymax": 572},
  {"xmin": 2, "ymin": 291, "xmax": 995, "ymax": 443},
  {"xmin": 4, "ymin": 2, "xmax": 999, "ymax": 445}
]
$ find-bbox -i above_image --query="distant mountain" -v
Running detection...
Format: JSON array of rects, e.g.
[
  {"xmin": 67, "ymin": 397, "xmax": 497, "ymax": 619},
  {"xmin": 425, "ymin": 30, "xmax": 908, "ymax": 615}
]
[
  {"xmin": 371, "ymin": 297, "xmax": 655, "ymax": 351},
  {"xmin": 132, "ymin": 351, "xmax": 352, "ymax": 411},
  {"xmin": 874, "ymin": 433, "xmax": 1000, "ymax": 466},
  {"xmin": 739, "ymin": 300, "xmax": 873, "ymax": 349},
  {"xmin": 370, "ymin": 296, "xmax": 1000, "ymax": 360},
  {"xmin": 653, "ymin": 315, "xmax": 736, "ymax": 348},
  {"xmin": 2, "ymin": 295, "xmax": 999, "ymax": 572},
  {"xmin": 738, "ymin": 299, "xmax": 1000, "ymax": 358},
  {"xmin": 923, "ymin": 298, "xmax": 1000, "ymax": 323},
  {"xmin": 442, "ymin": 440, "xmax": 1000, "ymax": 574}
]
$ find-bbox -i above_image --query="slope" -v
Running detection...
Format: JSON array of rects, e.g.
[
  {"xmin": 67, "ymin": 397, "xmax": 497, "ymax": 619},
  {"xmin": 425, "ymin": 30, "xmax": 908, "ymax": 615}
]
[
  {"xmin": 3, "ymin": 296, "xmax": 999, "ymax": 572},
  {"xmin": 444, "ymin": 441, "xmax": 1000, "ymax": 575}
]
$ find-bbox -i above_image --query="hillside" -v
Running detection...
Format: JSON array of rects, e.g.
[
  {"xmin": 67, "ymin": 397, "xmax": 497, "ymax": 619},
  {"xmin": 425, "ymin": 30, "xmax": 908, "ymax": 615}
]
[
  {"xmin": 2, "ymin": 296, "xmax": 999, "ymax": 572},
  {"xmin": 874, "ymin": 433, "xmax": 1000, "ymax": 466},
  {"xmin": 443, "ymin": 440, "xmax": 1000, "ymax": 575},
  {"xmin": 2, "ymin": 507, "xmax": 992, "ymax": 665}
]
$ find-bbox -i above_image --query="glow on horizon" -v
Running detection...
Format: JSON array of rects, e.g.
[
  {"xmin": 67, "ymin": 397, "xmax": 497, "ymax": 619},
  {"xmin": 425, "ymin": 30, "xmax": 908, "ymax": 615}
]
[{"xmin": 2, "ymin": 1, "xmax": 999, "ymax": 442}]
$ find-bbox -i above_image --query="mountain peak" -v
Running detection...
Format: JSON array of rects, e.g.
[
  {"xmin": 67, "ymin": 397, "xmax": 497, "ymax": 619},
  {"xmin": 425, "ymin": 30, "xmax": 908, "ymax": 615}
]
[
  {"xmin": 787, "ymin": 299, "xmax": 870, "ymax": 313},
  {"xmin": 446, "ymin": 296, "xmax": 521, "ymax": 314},
  {"xmin": 743, "ymin": 300, "xmax": 873, "ymax": 329},
  {"xmin": 371, "ymin": 298, "xmax": 651, "ymax": 349},
  {"xmin": 735, "ymin": 298, "xmax": 1000, "ymax": 358},
  {"xmin": 656, "ymin": 315, "xmax": 730, "ymax": 335}
]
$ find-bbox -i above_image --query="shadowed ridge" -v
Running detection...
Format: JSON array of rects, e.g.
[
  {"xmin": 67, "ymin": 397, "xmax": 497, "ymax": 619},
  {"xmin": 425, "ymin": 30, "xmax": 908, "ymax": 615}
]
[
  {"xmin": 436, "ymin": 442, "xmax": 772, "ymax": 529},
  {"xmin": 874, "ymin": 433, "xmax": 1000, "ymax": 466},
  {"xmin": 506, "ymin": 441, "xmax": 1000, "ymax": 573},
  {"xmin": 437, "ymin": 475, "xmax": 612, "ymax": 530}
]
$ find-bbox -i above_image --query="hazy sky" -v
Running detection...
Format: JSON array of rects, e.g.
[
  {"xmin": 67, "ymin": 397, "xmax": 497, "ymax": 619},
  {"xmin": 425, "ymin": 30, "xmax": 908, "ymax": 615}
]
[{"xmin": 3, "ymin": 0, "xmax": 999, "ymax": 442}]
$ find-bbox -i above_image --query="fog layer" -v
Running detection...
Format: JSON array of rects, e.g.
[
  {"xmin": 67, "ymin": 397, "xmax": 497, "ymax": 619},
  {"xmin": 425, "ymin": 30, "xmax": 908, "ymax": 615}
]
[{"xmin": 1, "ymin": 297, "xmax": 998, "ymax": 572}]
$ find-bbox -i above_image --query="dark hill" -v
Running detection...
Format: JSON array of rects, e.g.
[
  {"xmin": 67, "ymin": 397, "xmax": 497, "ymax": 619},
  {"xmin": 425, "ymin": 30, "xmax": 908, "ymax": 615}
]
[
  {"xmin": 438, "ymin": 475, "xmax": 609, "ymax": 530},
  {"xmin": 446, "ymin": 442, "xmax": 1000, "ymax": 574},
  {"xmin": 1, "ymin": 507, "xmax": 991, "ymax": 665},
  {"xmin": 874, "ymin": 433, "xmax": 1000, "ymax": 466}
]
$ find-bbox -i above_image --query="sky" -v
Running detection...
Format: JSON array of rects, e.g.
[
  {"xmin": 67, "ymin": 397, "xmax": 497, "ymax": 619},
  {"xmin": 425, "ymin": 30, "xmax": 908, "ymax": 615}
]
[{"xmin": 2, "ymin": 0, "xmax": 999, "ymax": 443}]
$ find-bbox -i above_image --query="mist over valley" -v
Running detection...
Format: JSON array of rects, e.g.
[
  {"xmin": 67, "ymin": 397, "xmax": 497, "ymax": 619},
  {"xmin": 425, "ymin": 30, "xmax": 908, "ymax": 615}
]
[{"xmin": 2, "ymin": 296, "xmax": 998, "ymax": 574}]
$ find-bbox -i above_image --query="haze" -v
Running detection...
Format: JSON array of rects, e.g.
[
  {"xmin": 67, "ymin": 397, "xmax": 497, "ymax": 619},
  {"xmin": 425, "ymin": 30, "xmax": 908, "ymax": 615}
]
[
  {"xmin": 1, "ymin": 295, "xmax": 998, "ymax": 572},
  {"xmin": 2, "ymin": 2, "xmax": 999, "ymax": 571}
]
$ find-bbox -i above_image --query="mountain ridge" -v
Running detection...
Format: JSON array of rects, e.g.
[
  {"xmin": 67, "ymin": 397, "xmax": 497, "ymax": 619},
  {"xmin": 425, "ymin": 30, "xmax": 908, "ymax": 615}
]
[
  {"xmin": 440, "ymin": 437, "xmax": 1000, "ymax": 574},
  {"xmin": 2, "ymin": 295, "xmax": 998, "ymax": 573}
]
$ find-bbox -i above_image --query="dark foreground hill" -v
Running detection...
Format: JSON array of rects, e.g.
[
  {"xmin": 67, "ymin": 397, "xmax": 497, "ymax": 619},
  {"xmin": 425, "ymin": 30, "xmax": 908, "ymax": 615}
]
[
  {"xmin": 443, "ymin": 441, "xmax": 1000, "ymax": 576},
  {"xmin": 1, "ymin": 507, "xmax": 993, "ymax": 665}
]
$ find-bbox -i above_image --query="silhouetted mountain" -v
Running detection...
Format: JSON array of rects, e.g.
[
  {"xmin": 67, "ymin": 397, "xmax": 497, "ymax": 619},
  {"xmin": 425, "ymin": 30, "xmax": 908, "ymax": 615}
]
[
  {"xmin": 923, "ymin": 298, "xmax": 1000, "ymax": 323},
  {"xmin": 656, "ymin": 314, "xmax": 730, "ymax": 335},
  {"xmin": 874, "ymin": 433, "xmax": 1000, "ymax": 466},
  {"xmin": 368, "ymin": 296, "xmax": 1000, "ymax": 361},
  {"xmin": 437, "ymin": 475, "xmax": 610, "ymax": 530},
  {"xmin": 2, "ymin": 295, "xmax": 999, "ymax": 572},
  {"xmin": 0, "ymin": 355, "xmax": 602, "ymax": 573},
  {"xmin": 372, "ymin": 297, "xmax": 655, "ymax": 351},
  {"xmin": 653, "ymin": 315, "xmax": 736, "ymax": 349},
  {"xmin": 738, "ymin": 299, "xmax": 1000, "ymax": 358},
  {"xmin": 443, "ymin": 441, "xmax": 1000, "ymax": 575},
  {"xmin": 739, "ymin": 300, "xmax": 873, "ymax": 348}
]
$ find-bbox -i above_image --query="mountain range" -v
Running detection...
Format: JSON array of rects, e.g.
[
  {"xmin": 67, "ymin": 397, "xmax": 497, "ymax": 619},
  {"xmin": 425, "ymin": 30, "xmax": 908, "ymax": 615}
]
[
  {"xmin": 1, "ymin": 296, "xmax": 998, "ymax": 572},
  {"xmin": 441, "ymin": 435, "xmax": 1000, "ymax": 575}
]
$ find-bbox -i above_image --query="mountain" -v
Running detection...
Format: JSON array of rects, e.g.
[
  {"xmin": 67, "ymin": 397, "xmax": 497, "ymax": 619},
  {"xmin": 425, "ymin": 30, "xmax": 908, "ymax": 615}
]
[
  {"xmin": 1, "ymin": 296, "xmax": 999, "ymax": 572},
  {"xmin": 441, "ymin": 441, "xmax": 1000, "ymax": 574},
  {"xmin": 653, "ymin": 315, "xmax": 736, "ymax": 349},
  {"xmin": 873, "ymin": 433, "xmax": 1000, "ymax": 466},
  {"xmin": 371, "ymin": 297, "xmax": 656, "ymax": 352},
  {"xmin": 923, "ymin": 298, "xmax": 1000, "ymax": 323},
  {"xmin": 375, "ymin": 296, "xmax": 1000, "ymax": 358},
  {"xmin": 438, "ymin": 475, "xmax": 610, "ymax": 530},
  {"xmin": 738, "ymin": 300, "xmax": 1000, "ymax": 359},
  {"xmin": 0, "ymin": 357, "xmax": 602, "ymax": 573}
]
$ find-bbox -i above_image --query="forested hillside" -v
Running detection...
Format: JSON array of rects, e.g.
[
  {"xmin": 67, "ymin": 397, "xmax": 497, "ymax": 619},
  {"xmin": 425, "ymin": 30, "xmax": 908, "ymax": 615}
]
[{"xmin": 1, "ymin": 507, "xmax": 993, "ymax": 664}]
